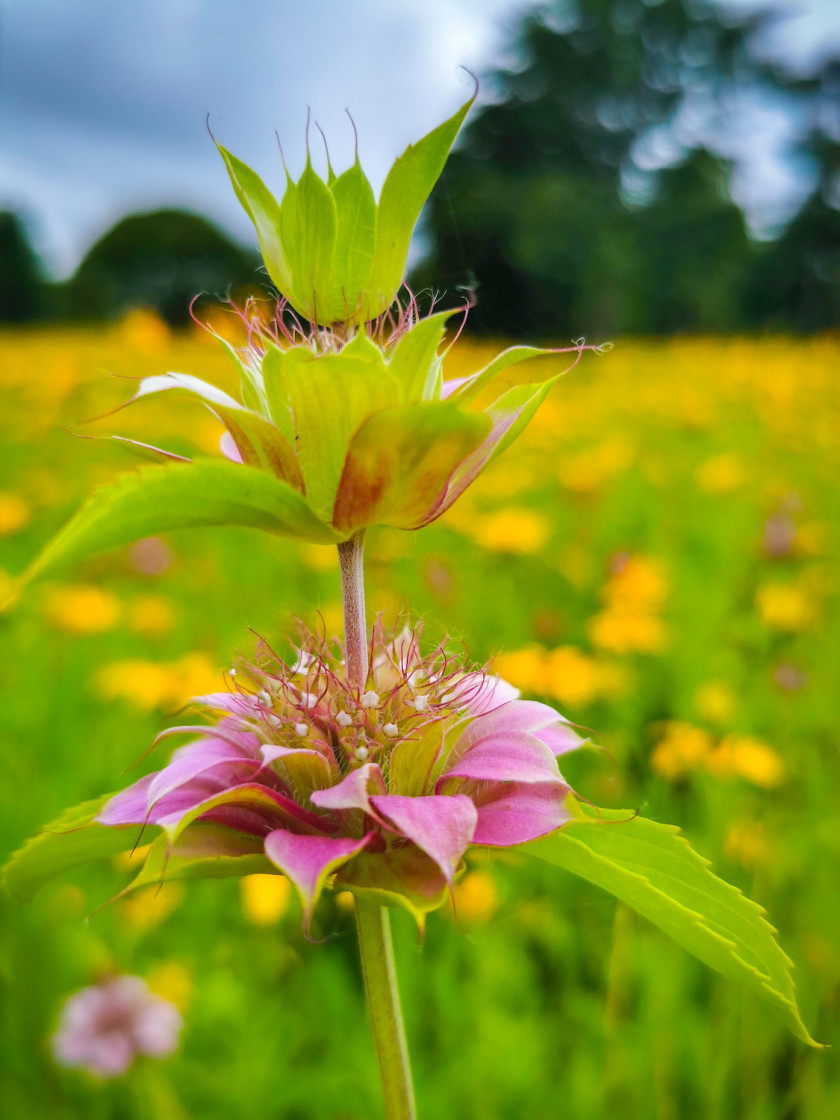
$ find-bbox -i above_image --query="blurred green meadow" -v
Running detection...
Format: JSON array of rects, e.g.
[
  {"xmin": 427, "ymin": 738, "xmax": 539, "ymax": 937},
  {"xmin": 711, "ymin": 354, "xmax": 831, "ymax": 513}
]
[{"xmin": 1, "ymin": 315, "xmax": 839, "ymax": 1118}]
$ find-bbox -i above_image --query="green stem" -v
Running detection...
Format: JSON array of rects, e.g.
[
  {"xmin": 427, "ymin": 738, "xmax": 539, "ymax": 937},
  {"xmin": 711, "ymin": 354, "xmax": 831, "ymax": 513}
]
[
  {"xmin": 354, "ymin": 898, "xmax": 417, "ymax": 1120},
  {"xmin": 337, "ymin": 530, "xmax": 369, "ymax": 688},
  {"xmin": 337, "ymin": 530, "xmax": 417, "ymax": 1120}
]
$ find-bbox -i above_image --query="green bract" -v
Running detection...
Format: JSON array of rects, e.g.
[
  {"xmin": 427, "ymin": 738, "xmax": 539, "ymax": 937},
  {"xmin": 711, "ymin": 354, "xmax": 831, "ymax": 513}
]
[
  {"xmin": 14, "ymin": 309, "xmax": 573, "ymax": 589},
  {"xmin": 218, "ymin": 94, "xmax": 473, "ymax": 326}
]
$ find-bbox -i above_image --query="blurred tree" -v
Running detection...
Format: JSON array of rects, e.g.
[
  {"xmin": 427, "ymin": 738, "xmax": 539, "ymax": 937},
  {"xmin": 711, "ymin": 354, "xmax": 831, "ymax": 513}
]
[
  {"xmin": 745, "ymin": 59, "xmax": 840, "ymax": 331},
  {"xmin": 0, "ymin": 212, "xmax": 48, "ymax": 322},
  {"xmin": 412, "ymin": 0, "xmax": 813, "ymax": 338},
  {"xmin": 60, "ymin": 209, "xmax": 261, "ymax": 327}
]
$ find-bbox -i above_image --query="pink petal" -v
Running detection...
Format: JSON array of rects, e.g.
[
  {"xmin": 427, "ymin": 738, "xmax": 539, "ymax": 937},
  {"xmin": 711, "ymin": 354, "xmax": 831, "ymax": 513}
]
[
  {"xmin": 439, "ymin": 731, "xmax": 564, "ymax": 787},
  {"xmin": 310, "ymin": 763, "xmax": 387, "ymax": 813},
  {"xmin": 220, "ymin": 431, "xmax": 244, "ymax": 463},
  {"xmin": 457, "ymin": 699, "xmax": 582, "ymax": 757},
  {"xmin": 97, "ymin": 775, "xmax": 156, "ymax": 826},
  {"xmin": 147, "ymin": 737, "xmax": 262, "ymax": 807},
  {"xmin": 455, "ymin": 672, "xmax": 521, "ymax": 716},
  {"xmin": 369, "ymin": 794, "xmax": 477, "ymax": 885},
  {"xmin": 190, "ymin": 692, "xmax": 261, "ymax": 718},
  {"xmin": 264, "ymin": 829, "xmax": 374, "ymax": 928},
  {"xmin": 471, "ymin": 781, "xmax": 573, "ymax": 846}
]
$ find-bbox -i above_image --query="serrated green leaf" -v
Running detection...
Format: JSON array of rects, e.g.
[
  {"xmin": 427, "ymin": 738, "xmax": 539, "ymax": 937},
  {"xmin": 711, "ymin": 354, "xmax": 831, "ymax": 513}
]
[
  {"xmin": 217, "ymin": 144, "xmax": 292, "ymax": 294},
  {"xmin": 2, "ymin": 795, "xmax": 142, "ymax": 903},
  {"xmin": 371, "ymin": 94, "xmax": 474, "ymax": 316},
  {"xmin": 18, "ymin": 458, "xmax": 340, "ymax": 589},
  {"xmin": 518, "ymin": 800, "xmax": 821, "ymax": 1047},
  {"xmin": 331, "ymin": 159, "xmax": 377, "ymax": 322}
]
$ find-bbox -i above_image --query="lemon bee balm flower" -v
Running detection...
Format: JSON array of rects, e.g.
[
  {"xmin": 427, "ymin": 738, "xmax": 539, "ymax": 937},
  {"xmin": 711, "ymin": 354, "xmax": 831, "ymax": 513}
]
[{"xmin": 95, "ymin": 623, "xmax": 585, "ymax": 929}]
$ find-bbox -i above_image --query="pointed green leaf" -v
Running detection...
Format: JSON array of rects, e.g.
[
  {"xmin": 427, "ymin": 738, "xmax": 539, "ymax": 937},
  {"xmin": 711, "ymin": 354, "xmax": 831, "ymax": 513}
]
[
  {"xmin": 18, "ymin": 458, "xmax": 340, "ymax": 589},
  {"xmin": 2, "ymin": 795, "xmax": 142, "ymax": 903},
  {"xmin": 518, "ymin": 800, "xmax": 821, "ymax": 1047},
  {"xmin": 388, "ymin": 311, "xmax": 453, "ymax": 403},
  {"xmin": 279, "ymin": 161, "xmax": 337, "ymax": 322},
  {"xmin": 217, "ymin": 144, "xmax": 292, "ymax": 294},
  {"xmin": 483, "ymin": 378, "xmax": 557, "ymax": 465},
  {"xmin": 371, "ymin": 94, "xmax": 474, "ymax": 315},
  {"xmin": 331, "ymin": 159, "xmax": 377, "ymax": 322},
  {"xmin": 333, "ymin": 402, "xmax": 491, "ymax": 533},
  {"xmin": 278, "ymin": 339, "xmax": 398, "ymax": 521},
  {"xmin": 448, "ymin": 345, "xmax": 560, "ymax": 405}
]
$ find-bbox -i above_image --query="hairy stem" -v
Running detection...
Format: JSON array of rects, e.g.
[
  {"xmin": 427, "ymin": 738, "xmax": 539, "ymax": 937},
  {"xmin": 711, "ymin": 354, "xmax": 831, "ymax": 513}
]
[
  {"xmin": 338, "ymin": 531, "xmax": 369, "ymax": 689},
  {"xmin": 337, "ymin": 529, "xmax": 416, "ymax": 1119},
  {"xmin": 355, "ymin": 898, "xmax": 417, "ymax": 1120}
]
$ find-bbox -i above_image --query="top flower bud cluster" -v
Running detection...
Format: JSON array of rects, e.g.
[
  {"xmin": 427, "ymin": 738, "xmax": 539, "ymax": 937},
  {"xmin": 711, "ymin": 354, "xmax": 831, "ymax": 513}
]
[{"xmin": 217, "ymin": 96, "xmax": 473, "ymax": 327}]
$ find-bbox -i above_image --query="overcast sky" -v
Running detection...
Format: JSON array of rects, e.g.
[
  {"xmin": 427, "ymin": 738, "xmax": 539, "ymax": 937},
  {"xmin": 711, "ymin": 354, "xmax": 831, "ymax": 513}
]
[{"xmin": 2, "ymin": 0, "xmax": 838, "ymax": 278}]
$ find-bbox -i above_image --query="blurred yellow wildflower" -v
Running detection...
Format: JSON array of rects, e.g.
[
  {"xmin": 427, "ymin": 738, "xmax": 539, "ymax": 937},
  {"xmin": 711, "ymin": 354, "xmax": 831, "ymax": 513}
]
[
  {"xmin": 696, "ymin": 453, "xmax": 745, "ymax": 493},
  {"xmin": 95, "ymin": 651, "xmax": 221, "ymax": 710},
  {"xmin": 44, "ymin": 584, "xmax": 122, "ymax": 634},
  {"xmin": 240, "ymin": 874, "xmax": 292, "ymax": 926},
  {"xmin": 543, "ymin": 646, "xmax": 604, "ymax": 707},
  {"xmin": 652, "ymin": 722, "xmax": 785, "ymax": 788},
  {"xmin": 128, "ymin": 594, "xmax": 176, "ymax": 636},
  {"xmin": 452, "ymin": 869, "xmax": 499, "ymax": 925},
  {"xmin": 588, "ymin": 609, "xmax": 668, "ymax": 654},
  {"xmin": 589, "ymin": 554, "xmax": 669, "ymax": 654},
  {"xmin": 116, "ymin": 308, "xmax": 171, "ymax": 354},
  {"xmin": 708, "ymin": 734, "xmax": 786, "ymax": 788},
  {"xmin": 118, "ymin": 882, "xmax": 184, "ymax": 930},
  {"xmin": 651, "ymin": 722, "xmax": 714, "ymax": 780},
  {"xmin": 694, "ymin": 681, "xmax": 737, "ymax": 725},
  {"xmin": 469, "ymin": 507, "xmax": 550, "ymax": 555},
  {"xmin": 0, "ymin": 492, "xmax": 31, "ymax": 535},
  {"xmin": 724, "ymin": 820, "xmax": 771, "ymax": 871},
  {"xmin": 756, "ymin": 581, "xmax": 816, "ymax": 632},
  {"xmin": 146, "ymin": 961, "xmax": 193, "ymax": 1011}
]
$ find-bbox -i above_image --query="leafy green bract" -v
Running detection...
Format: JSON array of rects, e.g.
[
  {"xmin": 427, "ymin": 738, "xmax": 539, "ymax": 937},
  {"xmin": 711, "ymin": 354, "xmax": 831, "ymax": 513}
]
[{"xmin": 517, "ymin": 800, "xmax": 820, "ymax": 1047}]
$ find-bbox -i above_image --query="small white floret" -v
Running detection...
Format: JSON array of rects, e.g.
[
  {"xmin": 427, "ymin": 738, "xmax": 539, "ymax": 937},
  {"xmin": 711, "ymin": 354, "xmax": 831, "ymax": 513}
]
[
  {"xmin": 411, "ymin": 694, "xmax": 429, "ymax": 712},
  {"xmin": 228, "ymin": 668, "xmax": 237, "ymax": 678},
  {"xmin": 354, "ymin": 745, "xmax": 370, "ymax": 762},
  {"xmin": 299, "ymin": 691, "xmax": 317, "ymax": 709},
  {"xmin": 257, "ymin": 689, "xmax": 272, "ymax": 707},
  {"xmin": 383, "ymin": 722, "xmax": 399, "ymax": 738},
  {"xmin": 361, "ymin": 690, "xmax": 380, "ymax": 709},
  {"xmin": 336, "ymin": 711, "xmax": 353, "ymax": 728},
  {"xmin": 295, "ymin": 722, "xmax": 309, "ymax": 737}
]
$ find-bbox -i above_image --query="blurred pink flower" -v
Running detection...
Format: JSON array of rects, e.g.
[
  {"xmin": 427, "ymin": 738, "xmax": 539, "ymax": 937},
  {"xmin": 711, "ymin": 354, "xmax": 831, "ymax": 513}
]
[
  {"xmin": 97, "ymin": 623, "xmax": 586, "ymax": 927},
  {"xmin": 51, "ymin": 976, "xmax": 182, "ymax": 1078}
]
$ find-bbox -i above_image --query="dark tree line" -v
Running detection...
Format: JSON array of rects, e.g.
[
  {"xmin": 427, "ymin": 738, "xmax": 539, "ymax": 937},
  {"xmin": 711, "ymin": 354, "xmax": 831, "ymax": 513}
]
[
  {"xmin": 1, "ymin": 1, "xmax": 837, "ymax": 335},
  {"xmin": 0, "ymin": 209, "xmax": 260, "ymax": 328},
  {"xmin": 413, "ymin": 0, "xmax": 840, "ymax": 338}
]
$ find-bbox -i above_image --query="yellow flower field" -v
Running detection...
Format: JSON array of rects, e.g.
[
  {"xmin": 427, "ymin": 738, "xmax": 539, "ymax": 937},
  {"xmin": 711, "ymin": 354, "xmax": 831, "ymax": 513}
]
[{"xmin": 1, "ymin": 318, "xmax": 838, "ymax": 1119}]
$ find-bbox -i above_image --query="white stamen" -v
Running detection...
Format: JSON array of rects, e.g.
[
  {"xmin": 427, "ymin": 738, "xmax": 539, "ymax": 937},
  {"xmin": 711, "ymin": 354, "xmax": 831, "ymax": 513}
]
[
  {"xmin": 336, "ymin": 711, "xmax": 353, "ymax": 728},
  {"xmin": 361, "ymin": 690, "xmax": 380, "ymax": 708},
  {"xmin": 229, "ymin": 668, "xmax": 237, "ymax": 678},
  {"xmin": 411, "ymin": 695, "xmax": 429, "ymax": 712},
  {"xmin": 290, "ymin": 650, "xmax": 315, "ymax": 674},
  {"xmin": 266, "ymin": 714, "xmax": 283, "ymax": 728},
  {"xmin": 299, "ymin": 691, "xmax": 317, "ymax": 709},
  {"xmin": 257, "ymin": 689, "xmax": 272, "ymax": 707},
  {"xmin": 383, "ymin": 722, "xmax": 399, "ymax": 738},
  {"xmin": 295, "ymin": 722, "xmax": 309, "ymax": 737},
  {"xmin": 354, "ymin": 745, "xmax": 369, "ymax": 762}
]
